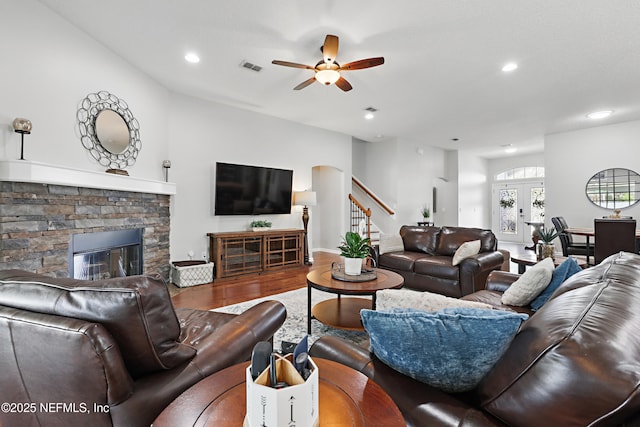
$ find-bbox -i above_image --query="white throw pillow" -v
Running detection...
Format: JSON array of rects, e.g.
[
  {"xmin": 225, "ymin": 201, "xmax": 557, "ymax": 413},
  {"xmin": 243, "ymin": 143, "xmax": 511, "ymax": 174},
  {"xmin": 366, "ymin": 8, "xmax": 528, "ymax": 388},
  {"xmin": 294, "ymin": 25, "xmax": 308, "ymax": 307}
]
[
  {"xmin": 377, "ymin": 288, "xmax": 492, "ymax": 312},
  {"xmin": 501, "ymin": 257, "xmax": 554, "ymax": 306},
  {"xmin": 379, "ymin": 233, "xmax": 404, "ymax": 255},
  {"xmin": 452, "ymin": 240, "xmax": 481, "ymax": 266}
]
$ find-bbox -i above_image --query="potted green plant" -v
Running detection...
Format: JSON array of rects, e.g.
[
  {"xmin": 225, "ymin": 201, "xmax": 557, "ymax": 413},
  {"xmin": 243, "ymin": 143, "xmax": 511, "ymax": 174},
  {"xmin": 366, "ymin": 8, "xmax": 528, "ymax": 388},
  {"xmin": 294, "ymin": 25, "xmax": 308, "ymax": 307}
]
[
  {"xmin": 250, "ymin": 219, "xmax": 272, "ymax": 232},
  {"xmin": 420, "ymin": 205, "xmax": 431, "ymax": 220},
  {"xmin": 538, "ymin": 227, "xmax": 559, "ymax": 259},
  {"xmin": 337, "ymin": 231, "xmax": 371, "ymax": 275}
]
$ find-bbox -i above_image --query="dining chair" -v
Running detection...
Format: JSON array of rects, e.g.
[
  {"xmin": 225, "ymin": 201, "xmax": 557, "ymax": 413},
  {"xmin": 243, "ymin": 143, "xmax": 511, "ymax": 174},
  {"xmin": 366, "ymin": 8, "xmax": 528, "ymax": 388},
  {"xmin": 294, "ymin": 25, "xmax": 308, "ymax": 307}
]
[
  {"xmin": 551, "ymin": 216, "xmax": 593, "ymax": 257},
  {"xmin": 593, "ymin": 218, "xmax": 637, "ymax": 264}
]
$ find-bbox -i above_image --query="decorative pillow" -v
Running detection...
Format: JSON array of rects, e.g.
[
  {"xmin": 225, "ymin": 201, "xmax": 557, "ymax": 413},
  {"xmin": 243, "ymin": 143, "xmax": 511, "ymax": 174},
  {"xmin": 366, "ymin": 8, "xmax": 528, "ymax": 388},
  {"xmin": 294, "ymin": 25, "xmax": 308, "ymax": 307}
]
[
  {"xmin": 452, "ymin": 240, "xmax": 481, "ymax": 266},
  {"xmin": 530, "ymin": 257, "xmax": 583, "ymax": 311},
  {"xmin": 361, "ymin": 307, "xmax": 528, "ymax": 392},
  {"xmin": 377, "ymin": 288, "xmax": 492, "ymax": 311},
  {"xmin": 379, "ymin": 233, "xmax": 404, "ymax": 255},
  {"xmin": 501, "ymin": 257, "xmax": 554, "ymax": 306}
]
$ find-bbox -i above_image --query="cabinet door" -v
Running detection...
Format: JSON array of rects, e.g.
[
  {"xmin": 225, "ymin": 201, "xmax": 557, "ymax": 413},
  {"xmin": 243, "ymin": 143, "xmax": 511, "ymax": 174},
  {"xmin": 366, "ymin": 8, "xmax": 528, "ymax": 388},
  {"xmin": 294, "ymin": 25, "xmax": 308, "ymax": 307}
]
[
  {"xmin": 265, "ymin": 232, "xmax": 302, "ymax": 269},
  {"xmin": 218, "ymin": 235, "xmax": 263, "ymax": 278}
]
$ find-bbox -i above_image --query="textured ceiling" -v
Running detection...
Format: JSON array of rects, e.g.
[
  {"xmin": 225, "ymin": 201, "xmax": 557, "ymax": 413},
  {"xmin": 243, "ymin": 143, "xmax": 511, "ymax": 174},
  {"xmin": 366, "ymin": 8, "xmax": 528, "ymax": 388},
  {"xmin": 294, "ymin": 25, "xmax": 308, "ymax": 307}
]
[{"xmin": 38, "ymin": 0, "xmax": 640, "ymax": 158}]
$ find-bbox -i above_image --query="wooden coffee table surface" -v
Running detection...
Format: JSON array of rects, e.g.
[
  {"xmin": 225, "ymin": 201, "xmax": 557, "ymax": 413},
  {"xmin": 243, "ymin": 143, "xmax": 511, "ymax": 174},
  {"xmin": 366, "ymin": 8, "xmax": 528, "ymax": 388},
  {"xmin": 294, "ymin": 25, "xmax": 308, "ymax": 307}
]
[
  {"xmin": 307, "ymin": 268, "xmax": 404, "ymax": 332},
  {"xmin": 152, "ymin": 358, "xmax": 405, "ymax": 427}
]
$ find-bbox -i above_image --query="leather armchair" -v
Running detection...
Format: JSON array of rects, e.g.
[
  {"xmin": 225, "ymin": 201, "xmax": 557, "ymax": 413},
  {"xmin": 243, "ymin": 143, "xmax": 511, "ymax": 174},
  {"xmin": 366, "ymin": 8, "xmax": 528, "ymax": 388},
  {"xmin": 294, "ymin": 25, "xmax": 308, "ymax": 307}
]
[{"xmin": 0, "ymin": 270, "xmax": 286, "ymax": 427}]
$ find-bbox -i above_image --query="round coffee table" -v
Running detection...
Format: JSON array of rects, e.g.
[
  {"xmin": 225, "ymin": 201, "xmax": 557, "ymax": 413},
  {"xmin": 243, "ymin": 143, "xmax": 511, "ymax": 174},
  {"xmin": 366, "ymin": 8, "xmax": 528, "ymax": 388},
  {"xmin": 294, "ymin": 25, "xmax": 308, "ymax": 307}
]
[
  {"xmin": 510, "ymin": 252, "xmax": 588, "ymax": 274},
  {"xmin": 152, "ymin": 358, "xmax": 405, "ymax": 427},
  {"xmin": 306, "ymin": 268, "xmax": 404, "ymax": 333}
]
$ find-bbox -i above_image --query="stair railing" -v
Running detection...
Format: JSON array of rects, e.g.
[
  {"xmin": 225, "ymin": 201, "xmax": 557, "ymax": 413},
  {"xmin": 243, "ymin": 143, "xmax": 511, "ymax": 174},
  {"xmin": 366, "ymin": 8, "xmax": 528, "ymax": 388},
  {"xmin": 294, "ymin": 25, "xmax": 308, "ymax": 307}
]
[
  {"xmin": 349, "ymin": 194, "xmax": 371, "ymax": 239},
  {"xmin": 352, "ymin": 176, "xmax": 395, "ymax": 216}
]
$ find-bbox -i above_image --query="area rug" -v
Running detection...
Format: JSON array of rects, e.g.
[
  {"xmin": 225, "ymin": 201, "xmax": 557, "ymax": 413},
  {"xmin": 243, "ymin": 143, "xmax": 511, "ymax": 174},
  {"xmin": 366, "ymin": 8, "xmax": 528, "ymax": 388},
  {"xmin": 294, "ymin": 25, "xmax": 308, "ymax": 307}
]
[{"xmin": 212, "ymin": 287, "xmax": 370, "ymax": 352}]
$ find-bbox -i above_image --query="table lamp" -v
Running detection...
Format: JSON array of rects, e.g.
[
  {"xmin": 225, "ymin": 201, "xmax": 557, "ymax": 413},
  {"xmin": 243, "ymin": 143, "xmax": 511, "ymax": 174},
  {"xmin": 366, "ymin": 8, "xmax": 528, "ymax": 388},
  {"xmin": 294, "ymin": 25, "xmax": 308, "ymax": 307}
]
[{"xmin": 293, "ymin": 191, "xmax": 317, "ymax": 265}]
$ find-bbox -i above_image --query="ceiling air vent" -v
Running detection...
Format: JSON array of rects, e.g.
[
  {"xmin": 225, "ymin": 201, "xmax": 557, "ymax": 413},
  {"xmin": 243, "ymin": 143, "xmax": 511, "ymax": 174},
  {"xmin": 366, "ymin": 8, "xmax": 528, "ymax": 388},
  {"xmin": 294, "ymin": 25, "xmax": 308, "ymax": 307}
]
[{"xmin": 240, "ymin": 60, "xmax": 262, "ymax": 72}]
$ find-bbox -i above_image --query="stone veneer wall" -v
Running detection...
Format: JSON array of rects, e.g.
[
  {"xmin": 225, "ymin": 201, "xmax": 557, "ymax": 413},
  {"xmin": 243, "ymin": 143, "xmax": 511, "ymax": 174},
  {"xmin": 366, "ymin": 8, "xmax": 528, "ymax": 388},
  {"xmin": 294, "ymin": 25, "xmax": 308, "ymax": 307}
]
[{"xmin": 0, "ymin": 181, "xmax": 171, "ymax": 279}]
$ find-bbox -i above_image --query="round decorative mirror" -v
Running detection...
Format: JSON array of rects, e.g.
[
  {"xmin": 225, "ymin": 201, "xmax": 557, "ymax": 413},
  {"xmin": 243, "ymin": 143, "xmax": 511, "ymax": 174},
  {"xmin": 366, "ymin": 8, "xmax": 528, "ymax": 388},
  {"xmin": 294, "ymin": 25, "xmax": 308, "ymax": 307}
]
[
  {"xmin": 77, "ymin": 91, "xmax": 141, "ymax": 171},
  {"xmin": 95, "ymin": 109, "xmax": 129, "ymax": 154},
  {"xmin": 585, "ymin": 167, "xmax": 640, "ymax": 209}
]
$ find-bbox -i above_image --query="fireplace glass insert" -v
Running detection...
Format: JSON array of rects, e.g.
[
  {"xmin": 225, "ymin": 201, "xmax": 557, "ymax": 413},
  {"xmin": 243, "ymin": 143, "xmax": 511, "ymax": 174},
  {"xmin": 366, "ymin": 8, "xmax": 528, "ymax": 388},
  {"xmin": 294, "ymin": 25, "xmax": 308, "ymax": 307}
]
[{"xmin": 69, "ymin": 229, "xmax": 143, "ymax": 280}]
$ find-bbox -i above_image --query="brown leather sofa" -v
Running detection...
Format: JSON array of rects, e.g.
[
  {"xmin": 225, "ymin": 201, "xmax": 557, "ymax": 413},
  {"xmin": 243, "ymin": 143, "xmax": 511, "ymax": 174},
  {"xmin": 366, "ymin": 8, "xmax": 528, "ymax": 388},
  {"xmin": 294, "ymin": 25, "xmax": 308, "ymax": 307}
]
[
  {"xmin": 310, "ymin": 251, "xmax": 640, "ymax": 426},
  {"xmin": 0, "ymin": 270, "xmax": 286, "ymax": 427},
  {"xmin": 371, "ymin": 225, "xmax": 505, "ymax": 297}
]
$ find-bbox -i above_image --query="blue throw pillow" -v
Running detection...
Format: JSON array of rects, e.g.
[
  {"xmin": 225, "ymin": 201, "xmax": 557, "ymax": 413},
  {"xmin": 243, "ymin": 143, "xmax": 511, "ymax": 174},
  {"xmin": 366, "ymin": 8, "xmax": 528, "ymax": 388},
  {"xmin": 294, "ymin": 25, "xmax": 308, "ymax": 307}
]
[
  {"xmin": 361, "ymin": 307, "xmax": 528, "ymax": 392},
  {"xmin": 530, "ymin": 257, "xmax": 582, "ymax": 311}
]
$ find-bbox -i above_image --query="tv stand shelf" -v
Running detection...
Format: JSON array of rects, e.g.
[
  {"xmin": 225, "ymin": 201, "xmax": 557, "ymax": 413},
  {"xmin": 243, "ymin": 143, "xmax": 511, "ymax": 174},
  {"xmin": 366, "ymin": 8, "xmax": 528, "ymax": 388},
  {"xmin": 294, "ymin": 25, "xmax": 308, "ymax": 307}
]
[{"xmin": 208, "ymin": 229, "xmax": 304, "ymax": 279}]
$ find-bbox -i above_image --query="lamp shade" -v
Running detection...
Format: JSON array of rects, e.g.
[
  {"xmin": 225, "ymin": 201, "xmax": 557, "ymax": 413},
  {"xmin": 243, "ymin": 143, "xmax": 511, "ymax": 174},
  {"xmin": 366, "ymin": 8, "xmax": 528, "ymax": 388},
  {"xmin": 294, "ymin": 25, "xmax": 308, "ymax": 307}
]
[{"xmin": 293, "ymin": 191, "xmax": 317, "ymax": 207}]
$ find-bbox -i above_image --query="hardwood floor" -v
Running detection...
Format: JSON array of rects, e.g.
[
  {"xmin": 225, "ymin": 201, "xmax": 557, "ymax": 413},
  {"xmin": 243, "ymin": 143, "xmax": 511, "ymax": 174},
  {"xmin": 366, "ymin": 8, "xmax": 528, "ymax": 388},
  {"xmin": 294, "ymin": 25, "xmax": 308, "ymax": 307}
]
[{"xmin": 170, "ymin": 251, "xmax": 340, "ymax": 310}]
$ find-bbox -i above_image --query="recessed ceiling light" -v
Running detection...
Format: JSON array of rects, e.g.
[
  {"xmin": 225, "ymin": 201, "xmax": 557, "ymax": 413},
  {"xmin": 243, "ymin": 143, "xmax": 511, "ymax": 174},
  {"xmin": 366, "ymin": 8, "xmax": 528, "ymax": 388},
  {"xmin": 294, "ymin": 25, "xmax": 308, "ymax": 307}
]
[
  {"xmin": 184, "ymin": 52, "xmax": 200, "ymax": 64},
  {"xmin": 364, "ymin": 107, "xmax": 377, "ymax": 120},
  {"xmin": 501, "ymin": 62, "xmax": 518, "ymax": 72},
  {"xmin": 504, "ymin": 144, "xmax": 517, "ymax": 154},
  {"xmin": 587, "ymin": 110, "xmax": 613, "ymax": 119}
]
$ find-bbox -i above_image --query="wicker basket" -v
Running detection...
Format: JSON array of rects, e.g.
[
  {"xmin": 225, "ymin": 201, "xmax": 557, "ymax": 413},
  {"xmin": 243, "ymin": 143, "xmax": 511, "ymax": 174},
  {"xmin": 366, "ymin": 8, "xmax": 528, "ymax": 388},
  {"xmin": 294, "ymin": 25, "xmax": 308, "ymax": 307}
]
[{"xmin": 170, "ymin": 260, "xmax": 214, "ymax": 288}]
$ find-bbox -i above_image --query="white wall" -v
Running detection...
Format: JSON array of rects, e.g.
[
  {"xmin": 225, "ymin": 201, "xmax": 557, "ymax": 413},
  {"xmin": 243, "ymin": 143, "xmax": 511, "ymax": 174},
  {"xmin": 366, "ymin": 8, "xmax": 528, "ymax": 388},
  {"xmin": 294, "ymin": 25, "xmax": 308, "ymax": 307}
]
[
  {"xmin": 352, "ymin": 139, "xmax": 450, "ymax": 233},
  {"xmin": 436, "ymin": 150, "xmax": 459, "ymax": 226},
  {"xmin": 545, "ymin": 120, "xmax": 640, "ymax": 228},
  {"xmin": 458, "ymin": 152, "xmax": 489, "ymax": 228},
  {"xmin": 167, "ymin": 93, "xmax": 352, "ymax": 261},
  {"xmin": 0, "ymin": 0, "xmax": 170, "ymax": 180},
  {"xmin": 1, "ymin": 1, "xmax": 353, "ymax": 265}
]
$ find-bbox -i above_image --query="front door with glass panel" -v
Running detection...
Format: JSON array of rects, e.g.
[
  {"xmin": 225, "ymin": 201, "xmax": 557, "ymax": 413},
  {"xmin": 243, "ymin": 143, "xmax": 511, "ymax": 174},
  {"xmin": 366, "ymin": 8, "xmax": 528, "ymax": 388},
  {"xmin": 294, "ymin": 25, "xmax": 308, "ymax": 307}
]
[{"xmin": 492, "ymin": 182, "xmax": 545, "ymax": 243}]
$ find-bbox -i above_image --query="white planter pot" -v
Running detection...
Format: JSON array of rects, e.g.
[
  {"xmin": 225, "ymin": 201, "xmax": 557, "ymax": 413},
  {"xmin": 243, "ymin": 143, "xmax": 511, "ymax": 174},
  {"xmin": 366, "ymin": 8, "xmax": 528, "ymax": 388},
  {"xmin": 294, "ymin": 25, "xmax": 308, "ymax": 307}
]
[{"xmin": 344, "ymin": 257, "xmax": 362, "ymax": 276}]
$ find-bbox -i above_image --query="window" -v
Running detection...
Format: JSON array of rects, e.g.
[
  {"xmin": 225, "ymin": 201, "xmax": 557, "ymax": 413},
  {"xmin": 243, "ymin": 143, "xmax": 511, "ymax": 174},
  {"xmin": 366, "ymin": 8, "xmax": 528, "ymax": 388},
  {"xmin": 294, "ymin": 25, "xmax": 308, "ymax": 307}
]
[{"xmin": 496, "ymin": 167, "xmax": 544, "ymax": 181}]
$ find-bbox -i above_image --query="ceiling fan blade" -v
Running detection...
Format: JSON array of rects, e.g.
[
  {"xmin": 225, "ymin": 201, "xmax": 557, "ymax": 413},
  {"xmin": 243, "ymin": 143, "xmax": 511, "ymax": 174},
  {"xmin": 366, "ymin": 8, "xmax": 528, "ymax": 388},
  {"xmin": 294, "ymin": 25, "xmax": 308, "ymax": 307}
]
[
  {"xmin": 339, "ymin": 57, "xmax": 385, "ymax": 71},
  {"xmin": 322, "ymin": 35, "xmax": 339, "ymax": 64},
  {"xmin": 293, "ymin": 77, "xmax": 317, "ymax": 90},
  {"xmin": 335, "ymin": 77, "xmax": 353, "ymax": 92},
  {"xmin": 272, "ymin": 60, "xmax": 315, "ymax": 70}
]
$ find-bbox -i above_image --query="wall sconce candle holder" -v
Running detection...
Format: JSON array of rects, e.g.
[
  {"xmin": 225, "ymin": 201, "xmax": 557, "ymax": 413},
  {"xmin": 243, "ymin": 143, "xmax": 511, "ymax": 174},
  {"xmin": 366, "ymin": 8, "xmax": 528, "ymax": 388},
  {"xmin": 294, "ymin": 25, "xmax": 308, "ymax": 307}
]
[
  {"xmin": 12, "ymin": 118, "xmax": 32, "ymax": 160},
  {"xmin": 162, "ymin": 160, "xmax": 172, "ymax": 182}
]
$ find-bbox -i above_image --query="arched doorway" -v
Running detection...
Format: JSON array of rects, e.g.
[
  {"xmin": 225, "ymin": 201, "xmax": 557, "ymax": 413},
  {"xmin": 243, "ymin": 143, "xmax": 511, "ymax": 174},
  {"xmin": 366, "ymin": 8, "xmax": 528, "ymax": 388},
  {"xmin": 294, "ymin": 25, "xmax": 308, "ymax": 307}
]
[{"xmin": 311, "ymin": 166, "xmax": 345, "ymax": 252}]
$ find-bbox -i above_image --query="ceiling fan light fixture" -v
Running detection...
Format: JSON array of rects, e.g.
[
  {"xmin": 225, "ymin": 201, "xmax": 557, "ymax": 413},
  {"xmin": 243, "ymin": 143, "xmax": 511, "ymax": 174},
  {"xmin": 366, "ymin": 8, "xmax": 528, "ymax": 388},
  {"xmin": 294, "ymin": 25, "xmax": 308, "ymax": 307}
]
[{"xmin": 315, "ymin": 69, "xmax": 340, "ymax": 85}]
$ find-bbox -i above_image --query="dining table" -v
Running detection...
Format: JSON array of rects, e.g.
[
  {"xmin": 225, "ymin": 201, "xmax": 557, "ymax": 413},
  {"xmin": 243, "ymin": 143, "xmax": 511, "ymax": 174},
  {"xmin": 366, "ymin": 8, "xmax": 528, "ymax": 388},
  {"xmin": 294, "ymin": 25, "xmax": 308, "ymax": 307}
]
[{"xmin": 564, "ymin": 227, "xmax": 640, "ymax": 266}]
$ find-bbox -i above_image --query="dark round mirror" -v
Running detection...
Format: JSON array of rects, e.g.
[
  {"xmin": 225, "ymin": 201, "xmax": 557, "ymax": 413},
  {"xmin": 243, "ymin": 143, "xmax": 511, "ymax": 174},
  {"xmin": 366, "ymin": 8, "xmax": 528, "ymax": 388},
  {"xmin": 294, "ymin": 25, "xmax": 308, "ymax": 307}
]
[
  {"xmin": 585, "ymin": 168, "xmax": 640, "ymax": 209},
  {"xmin": 95, "ymin": 110, "xmax": 129, "ymax": 154}
]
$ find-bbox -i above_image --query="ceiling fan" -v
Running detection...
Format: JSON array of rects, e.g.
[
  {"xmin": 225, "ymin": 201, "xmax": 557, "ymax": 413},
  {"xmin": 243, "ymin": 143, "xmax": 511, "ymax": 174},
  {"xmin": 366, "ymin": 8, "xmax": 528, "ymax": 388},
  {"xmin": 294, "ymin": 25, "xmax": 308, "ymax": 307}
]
[{"xmin": 272, "ymin": 34, "xmax": 384, "ymax": 92}]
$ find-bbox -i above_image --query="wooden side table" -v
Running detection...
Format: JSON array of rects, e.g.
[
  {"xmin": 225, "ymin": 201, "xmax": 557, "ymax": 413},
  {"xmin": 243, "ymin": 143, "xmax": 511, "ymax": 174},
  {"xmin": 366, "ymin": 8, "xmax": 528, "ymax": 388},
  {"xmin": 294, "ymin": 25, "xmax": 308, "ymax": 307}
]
[{"xmin": 152, "ymin": 358, "xmax": 405, "ymax": 427}]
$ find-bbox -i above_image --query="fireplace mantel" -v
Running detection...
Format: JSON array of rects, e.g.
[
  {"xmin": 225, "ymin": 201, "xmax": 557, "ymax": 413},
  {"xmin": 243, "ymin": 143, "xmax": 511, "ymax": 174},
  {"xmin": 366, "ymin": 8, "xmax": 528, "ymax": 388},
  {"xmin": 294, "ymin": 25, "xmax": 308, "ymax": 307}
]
[{"xmin": 0, "ymin": 160, "xmax": 176, "ymax": 195}]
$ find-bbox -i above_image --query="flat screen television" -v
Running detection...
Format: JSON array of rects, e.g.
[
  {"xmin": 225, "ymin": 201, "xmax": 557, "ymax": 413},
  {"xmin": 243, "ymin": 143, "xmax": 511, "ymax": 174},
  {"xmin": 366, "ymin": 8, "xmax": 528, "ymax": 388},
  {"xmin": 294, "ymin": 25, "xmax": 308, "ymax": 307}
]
[{"xmin": 214, "ymin": 162, "xmax": 294, "ymax": 215}]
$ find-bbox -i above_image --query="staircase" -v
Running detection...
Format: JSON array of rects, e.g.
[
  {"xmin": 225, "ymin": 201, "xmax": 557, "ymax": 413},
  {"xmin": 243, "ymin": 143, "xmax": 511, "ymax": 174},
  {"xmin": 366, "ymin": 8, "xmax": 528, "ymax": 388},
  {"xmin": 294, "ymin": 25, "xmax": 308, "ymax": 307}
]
[{"xmin": 349, "ymin": 177, "xmax": 394, "ymax": 245}]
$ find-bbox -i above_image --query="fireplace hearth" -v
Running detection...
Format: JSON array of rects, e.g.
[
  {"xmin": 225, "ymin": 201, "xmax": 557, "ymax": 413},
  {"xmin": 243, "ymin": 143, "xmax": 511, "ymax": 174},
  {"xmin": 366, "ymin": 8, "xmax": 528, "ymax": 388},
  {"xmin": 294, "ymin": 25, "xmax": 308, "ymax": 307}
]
[{"xmin": 69, "ymin": 228, "xmax": 143, "ymax": 280}]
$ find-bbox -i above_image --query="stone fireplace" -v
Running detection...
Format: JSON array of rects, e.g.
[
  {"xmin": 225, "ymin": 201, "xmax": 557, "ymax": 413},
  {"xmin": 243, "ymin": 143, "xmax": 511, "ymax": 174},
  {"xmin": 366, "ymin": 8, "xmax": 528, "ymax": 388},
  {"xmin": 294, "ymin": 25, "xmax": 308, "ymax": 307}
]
[{"xmin": 0, "ymin": 160, "xmax": 175, "ymax": 279}]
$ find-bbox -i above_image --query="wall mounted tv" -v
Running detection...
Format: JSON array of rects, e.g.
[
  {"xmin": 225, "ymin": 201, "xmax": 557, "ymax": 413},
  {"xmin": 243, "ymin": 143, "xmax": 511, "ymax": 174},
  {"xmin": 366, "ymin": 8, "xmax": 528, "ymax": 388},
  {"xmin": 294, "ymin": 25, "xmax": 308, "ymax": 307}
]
[{"xmin": 214, "ymin": 162, "xmax": 294, "ymax": 215}]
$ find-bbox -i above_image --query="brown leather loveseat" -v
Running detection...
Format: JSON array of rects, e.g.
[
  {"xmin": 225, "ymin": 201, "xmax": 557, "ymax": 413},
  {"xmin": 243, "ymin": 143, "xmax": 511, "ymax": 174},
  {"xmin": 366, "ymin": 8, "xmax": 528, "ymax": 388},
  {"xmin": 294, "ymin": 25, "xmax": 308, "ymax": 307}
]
[
  {"xmin": 311, "ymin": 251, "xmax": 640, "ymax": 426},
  {"xmin": 0, "ymin": 270, "xmax": 286, "ymax": 427},
  {"xmin": 371, "ymin": 225, "xmax": 505, "ymax": 297}
]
